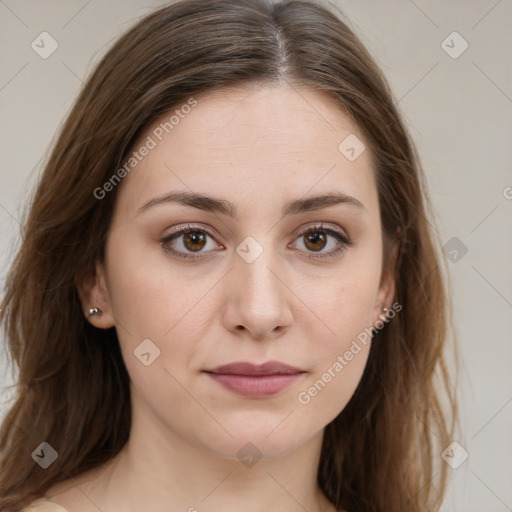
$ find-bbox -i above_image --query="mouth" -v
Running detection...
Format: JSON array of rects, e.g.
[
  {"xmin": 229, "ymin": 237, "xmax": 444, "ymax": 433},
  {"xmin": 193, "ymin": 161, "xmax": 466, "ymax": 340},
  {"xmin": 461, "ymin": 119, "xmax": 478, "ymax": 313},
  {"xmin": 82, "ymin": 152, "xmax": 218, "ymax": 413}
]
[{"xmin": 203, "ymin": 361, "xmax": 306, "ymax": 398}]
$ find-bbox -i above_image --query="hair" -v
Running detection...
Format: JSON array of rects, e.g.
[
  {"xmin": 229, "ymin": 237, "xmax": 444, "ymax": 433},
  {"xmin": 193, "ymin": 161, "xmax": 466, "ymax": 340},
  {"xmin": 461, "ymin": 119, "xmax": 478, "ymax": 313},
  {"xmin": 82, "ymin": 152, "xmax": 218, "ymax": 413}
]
[{"xmin": 0, "ymin": 0, "xmax": 458, "ymax": 510}]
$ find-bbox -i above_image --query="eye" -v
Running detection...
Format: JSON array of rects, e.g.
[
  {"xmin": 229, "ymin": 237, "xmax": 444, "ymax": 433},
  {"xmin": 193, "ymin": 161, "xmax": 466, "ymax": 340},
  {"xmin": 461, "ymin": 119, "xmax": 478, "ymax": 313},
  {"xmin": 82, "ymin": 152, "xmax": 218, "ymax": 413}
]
[
  {"xmin": 160, "ymin": 224, "xmax": 222, "ymax": 260},
  {"xmin": 160, "ymin": 223, "xmax": 353, "ymax": 261},
  {"xmin": 291, "ymin": 223, "xmax": 352, "ymax": 260}
]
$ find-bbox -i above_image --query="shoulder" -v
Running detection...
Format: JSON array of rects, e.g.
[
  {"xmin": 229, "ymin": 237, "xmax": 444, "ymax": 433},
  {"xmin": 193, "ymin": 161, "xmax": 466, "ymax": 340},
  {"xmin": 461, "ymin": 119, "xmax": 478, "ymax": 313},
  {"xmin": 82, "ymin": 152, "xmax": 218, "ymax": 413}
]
[{"xmin": 21, "ymin": 498, "xmax": 69, "ymax": 512}]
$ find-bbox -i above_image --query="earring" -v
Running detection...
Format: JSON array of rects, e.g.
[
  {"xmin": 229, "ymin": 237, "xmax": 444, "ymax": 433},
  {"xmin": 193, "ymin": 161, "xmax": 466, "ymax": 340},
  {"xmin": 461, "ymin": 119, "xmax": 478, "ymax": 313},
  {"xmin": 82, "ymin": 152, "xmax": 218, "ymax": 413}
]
[
  {"xmin": 382, "ymin": 307, "xmax": 390, "ymax": 317},
  {"xmin": 87, "ymin": 307, "xmax": 102, "ymax": 317}
]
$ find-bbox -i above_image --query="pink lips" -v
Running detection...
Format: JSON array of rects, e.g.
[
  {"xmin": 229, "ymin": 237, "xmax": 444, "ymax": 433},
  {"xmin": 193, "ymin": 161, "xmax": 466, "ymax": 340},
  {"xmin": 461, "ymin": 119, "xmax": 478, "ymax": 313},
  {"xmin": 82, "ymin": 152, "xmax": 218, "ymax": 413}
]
[{"xmin": 204, "ymin": 361, "xmax": 305, "ymax": 398}]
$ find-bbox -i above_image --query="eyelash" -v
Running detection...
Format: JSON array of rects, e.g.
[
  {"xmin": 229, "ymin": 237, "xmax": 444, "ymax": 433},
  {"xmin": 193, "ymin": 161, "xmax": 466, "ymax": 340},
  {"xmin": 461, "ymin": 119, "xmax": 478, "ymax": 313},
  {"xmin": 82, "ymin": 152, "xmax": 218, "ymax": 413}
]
[{"xmin": 160, "ymin": 223, "xmax": 353, "ymax": 261}]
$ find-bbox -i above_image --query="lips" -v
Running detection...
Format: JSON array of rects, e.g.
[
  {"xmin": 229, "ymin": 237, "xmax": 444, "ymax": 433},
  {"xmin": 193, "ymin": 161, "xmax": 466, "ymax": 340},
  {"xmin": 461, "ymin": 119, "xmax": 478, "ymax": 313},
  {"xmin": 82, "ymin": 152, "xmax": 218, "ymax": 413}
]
[
  {"xmin": 207, "ymin": 361, "xmax": 304, "ymax": 376},
  {"xmin": 204, "ymin": 361, "xmax": 306, "ymax": 398}
]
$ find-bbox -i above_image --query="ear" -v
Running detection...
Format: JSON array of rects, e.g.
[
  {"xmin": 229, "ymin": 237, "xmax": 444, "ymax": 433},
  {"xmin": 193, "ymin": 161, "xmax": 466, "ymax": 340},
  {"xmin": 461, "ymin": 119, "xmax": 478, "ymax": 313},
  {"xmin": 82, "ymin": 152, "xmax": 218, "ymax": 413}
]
[
  {"xmin": 75, "ymin": 260, "xmax": 116, "ymax": 329},
  {"xmin": 372, "ymin": 240, "xmax": 399, "ymax": 325}
]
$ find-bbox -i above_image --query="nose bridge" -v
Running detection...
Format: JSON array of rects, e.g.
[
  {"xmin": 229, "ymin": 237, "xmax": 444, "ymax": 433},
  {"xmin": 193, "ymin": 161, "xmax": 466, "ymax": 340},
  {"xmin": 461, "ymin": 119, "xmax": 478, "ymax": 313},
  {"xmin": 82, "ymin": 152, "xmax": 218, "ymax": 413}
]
[
  {"xmin": 223, "ymin": 234, "xmax": 293, "ymax": 337},
  {"xmin": 233, "ymin": 234, "xmax": 282, "ymax": 304}
]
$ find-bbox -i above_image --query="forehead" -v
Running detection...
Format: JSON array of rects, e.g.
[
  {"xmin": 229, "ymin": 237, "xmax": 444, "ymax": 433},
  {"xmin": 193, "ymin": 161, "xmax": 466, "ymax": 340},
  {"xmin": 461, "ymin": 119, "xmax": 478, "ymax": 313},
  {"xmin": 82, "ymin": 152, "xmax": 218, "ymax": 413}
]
[{"xmin": 114, "ymin": 83, "xmax": 377, "ymax": 219}]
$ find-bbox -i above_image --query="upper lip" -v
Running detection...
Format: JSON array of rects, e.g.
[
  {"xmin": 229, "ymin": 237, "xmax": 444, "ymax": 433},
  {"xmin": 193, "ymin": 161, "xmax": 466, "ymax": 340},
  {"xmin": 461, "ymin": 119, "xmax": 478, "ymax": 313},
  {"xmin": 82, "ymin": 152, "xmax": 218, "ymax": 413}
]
[{"xmin": 205, "ymin": 361, "xmax": 305, "ymax": 376}]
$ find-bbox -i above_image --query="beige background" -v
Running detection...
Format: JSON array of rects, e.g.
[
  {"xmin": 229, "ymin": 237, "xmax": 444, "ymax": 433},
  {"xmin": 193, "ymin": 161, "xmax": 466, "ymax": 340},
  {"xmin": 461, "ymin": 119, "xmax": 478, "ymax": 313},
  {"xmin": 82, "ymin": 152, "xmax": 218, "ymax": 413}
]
[{"xmin": 1, "ymin": 1, "xmax": 511, "ymax": 510}]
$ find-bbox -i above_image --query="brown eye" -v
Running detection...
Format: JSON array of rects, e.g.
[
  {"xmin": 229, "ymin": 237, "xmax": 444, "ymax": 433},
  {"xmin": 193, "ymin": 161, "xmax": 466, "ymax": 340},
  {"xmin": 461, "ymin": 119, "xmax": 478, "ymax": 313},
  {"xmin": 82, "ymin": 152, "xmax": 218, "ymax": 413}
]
[
  {"xmin": 293, "ymin": 225, "xmax": 353, "ymax": 260},
  {"xmin": 183, "ymin": 231, "xmax": 207, "ymax": 252},
  {"xmin": 161, "ymin": 225, "xmax": 221, "ymax": 260},
  {"xmin": 303, "ymin": 231, "xmax": 328, "ymax": 252}
]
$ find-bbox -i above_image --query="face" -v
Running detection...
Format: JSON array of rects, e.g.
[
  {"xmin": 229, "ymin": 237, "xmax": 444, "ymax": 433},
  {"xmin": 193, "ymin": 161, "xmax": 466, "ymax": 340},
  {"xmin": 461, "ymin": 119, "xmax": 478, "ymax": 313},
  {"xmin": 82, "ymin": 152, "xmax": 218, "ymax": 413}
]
[{"xmin": 83, "ymin": 83, "xmax": 395, "ymax": 460}]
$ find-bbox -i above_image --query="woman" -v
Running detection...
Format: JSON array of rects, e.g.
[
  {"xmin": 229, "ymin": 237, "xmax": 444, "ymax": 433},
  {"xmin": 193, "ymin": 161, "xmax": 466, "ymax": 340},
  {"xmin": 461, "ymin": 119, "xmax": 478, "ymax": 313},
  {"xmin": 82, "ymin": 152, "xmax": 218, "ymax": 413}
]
[{"xmin": 0, "ymin": 0, "xmax": 457, "ymax": 510}]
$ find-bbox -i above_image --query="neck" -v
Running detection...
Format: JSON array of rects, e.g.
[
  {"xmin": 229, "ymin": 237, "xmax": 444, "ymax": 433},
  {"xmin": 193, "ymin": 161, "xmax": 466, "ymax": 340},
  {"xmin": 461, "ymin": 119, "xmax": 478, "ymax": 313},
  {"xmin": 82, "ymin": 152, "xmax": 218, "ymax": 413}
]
[{"xmin": 91, "ymin": 389, "xmax": 333, "ymax": 512}]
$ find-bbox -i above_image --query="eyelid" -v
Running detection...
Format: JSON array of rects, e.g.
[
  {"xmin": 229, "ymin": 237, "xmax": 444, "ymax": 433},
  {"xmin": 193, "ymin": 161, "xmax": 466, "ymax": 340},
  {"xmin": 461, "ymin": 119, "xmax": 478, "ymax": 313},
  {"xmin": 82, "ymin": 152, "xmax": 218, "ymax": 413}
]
[
  {"xmin": 164, "ymin": 223, "xmax": 219, "ymax": 241},
  {"xmin": 292, "ymin": 221, "xmax": 349, "ymax": 240}
]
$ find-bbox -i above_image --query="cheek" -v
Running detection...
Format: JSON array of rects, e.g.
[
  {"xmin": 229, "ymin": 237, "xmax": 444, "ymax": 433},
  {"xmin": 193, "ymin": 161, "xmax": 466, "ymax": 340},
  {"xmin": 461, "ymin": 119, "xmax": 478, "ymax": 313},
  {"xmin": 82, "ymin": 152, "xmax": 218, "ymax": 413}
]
[
  {"xmin": 295, "ymin": 246, "xmax": 381, "ymax": 414},
  {"xmin": 307, "ymin": 255, "xmax": 382, "ymax": 346},
  {"xmin": 102, "ymin": 233, "xmax": 217, "ymax": 401},
  {"xmin": 295, "ymin": 342, "xmax": 370, "ymax": 426},
  {"xmin": 294, "ymin": 278, "xmax": 377, "ymax": 420},
  {"xmin": 104, "ymin": 228, "xmax": 211, "ymax": 340}
]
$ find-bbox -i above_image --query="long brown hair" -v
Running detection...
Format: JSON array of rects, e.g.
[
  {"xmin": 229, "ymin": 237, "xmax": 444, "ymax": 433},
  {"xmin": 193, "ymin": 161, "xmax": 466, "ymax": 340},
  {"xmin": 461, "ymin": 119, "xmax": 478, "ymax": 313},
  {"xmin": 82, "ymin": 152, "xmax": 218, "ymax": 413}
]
[{"xmin": 0, "ymin": 0, "xmax": 458, "ymax": 510}]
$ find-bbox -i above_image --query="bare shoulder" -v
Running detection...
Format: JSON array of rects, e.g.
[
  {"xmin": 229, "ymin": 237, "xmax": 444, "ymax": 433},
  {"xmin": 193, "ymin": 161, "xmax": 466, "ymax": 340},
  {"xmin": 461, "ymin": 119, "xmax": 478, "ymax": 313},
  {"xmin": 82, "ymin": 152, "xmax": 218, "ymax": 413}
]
[
  {"xmin": 42, "ymin": 480, "xmax": 92, "ymax": 511},
  {"xmin": 21, "ymin": 498, "xmax": 69, "ymax": 512}
]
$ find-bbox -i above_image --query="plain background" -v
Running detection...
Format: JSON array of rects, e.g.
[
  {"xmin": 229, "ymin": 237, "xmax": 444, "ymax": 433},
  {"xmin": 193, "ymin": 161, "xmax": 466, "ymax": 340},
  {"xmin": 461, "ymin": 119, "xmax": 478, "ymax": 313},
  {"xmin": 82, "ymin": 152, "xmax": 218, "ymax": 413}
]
[{"xmin": 0, "ymin": 1, "xmax": 511, "ymax": 510}]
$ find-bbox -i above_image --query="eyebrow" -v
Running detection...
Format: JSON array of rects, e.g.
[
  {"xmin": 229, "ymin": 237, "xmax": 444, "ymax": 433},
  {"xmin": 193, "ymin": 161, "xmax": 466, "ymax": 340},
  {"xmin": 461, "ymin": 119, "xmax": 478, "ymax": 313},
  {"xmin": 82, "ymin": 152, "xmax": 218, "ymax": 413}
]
[{"xmin": 137, "ymin": 190, "xmax": 366, "ymax": 217}]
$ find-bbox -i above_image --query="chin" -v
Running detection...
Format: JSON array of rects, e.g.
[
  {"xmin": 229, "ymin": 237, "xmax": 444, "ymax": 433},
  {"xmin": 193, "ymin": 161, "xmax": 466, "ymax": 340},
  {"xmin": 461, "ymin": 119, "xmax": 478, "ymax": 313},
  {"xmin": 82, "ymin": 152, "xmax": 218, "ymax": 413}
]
[{"xmin": 196, "ymin": 418, "xmax": 317, "ymax": 462}]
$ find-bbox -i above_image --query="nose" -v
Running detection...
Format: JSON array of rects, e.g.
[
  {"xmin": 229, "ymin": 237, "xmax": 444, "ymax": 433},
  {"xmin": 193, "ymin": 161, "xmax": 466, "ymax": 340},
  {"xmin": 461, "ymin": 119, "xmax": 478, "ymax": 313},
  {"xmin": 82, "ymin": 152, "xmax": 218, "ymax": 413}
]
[{"xmin": 220, "ymin": 244, "xmax": 293, "ymax": 341}]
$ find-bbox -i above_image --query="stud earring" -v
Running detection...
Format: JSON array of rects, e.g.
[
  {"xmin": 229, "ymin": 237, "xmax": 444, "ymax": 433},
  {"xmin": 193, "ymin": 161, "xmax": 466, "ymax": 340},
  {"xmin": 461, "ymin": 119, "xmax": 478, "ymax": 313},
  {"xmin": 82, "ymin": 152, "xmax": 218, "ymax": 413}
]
[{"xmin": 87, "ymin": 307, "xmax": 102, "ymax": 317}]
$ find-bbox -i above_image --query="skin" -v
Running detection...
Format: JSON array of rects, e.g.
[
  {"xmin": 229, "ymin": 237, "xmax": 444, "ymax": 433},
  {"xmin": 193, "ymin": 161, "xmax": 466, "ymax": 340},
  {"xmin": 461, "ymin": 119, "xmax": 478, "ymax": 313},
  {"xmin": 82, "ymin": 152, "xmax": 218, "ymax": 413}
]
[{"xmin": 46, "ymin": 83, "xmax": 395, "ymax": 512}]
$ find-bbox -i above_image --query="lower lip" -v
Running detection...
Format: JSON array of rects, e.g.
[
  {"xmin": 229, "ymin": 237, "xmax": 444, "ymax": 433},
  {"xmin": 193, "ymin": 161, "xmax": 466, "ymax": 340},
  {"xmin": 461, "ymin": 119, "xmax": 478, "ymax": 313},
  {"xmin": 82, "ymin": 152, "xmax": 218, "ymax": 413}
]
[{"xmin": 205, "ymin": 372, "xmax": 304, "ymax": 398}]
